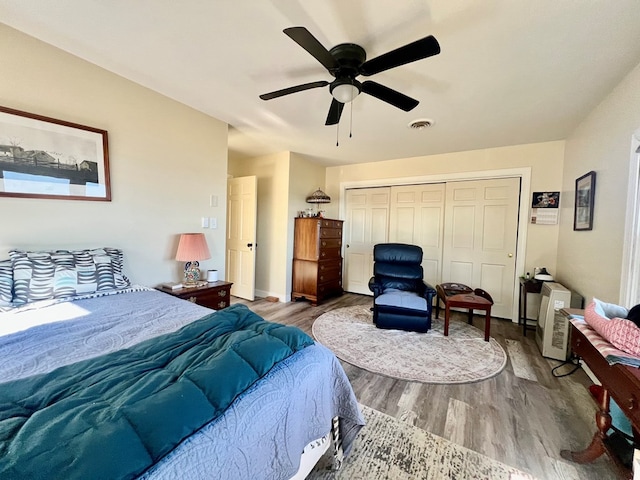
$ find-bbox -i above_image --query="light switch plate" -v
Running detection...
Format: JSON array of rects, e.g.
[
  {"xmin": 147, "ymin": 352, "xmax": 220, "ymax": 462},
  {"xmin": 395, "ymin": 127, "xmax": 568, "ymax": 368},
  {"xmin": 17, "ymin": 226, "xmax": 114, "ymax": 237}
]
[
  {"xmin": 209, "ymin": 217, "xmax": 217, "ymax": 229},
  {"xmin": 210, "ymin": 195, "xmax": 218, "ymax": 207},
  {"xmin": 201, "ymin": 217, "xmax": 209, "ymax": 228}
]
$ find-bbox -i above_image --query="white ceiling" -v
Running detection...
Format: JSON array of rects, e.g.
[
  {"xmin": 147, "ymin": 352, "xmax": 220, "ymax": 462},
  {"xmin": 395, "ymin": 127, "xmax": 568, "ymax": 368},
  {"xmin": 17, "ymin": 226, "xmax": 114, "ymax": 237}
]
[{"xmin": 2, "ymin": 1, "xmax": 640, "ymax": 166}]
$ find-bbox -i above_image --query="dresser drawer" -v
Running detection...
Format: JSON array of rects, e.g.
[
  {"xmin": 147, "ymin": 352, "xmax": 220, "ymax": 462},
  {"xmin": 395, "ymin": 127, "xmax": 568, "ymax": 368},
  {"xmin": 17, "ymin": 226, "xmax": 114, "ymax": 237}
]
[
  {"xmin": 319, "ymin": 227, "xmax": 342, "ymax": 239},
  {"xmin": 318, "ymin": 247, "xmax": 341, "ymax": 259},
  {"xmin": 319, "ymin": 238, "xmax": 342, "ymax": 249},
  {"xmin": 320, "ymin": 219, "xmax": 343, "ymax": 229},
  {"xmin": 159, "ymin": 281, "xmax": 233, "ymax": 310},
  {"xmin": 318, "ymin": 279, "xmax": 343, "ymax": 297},
  {"xmin": 318, "ymin": 259, "xmax": 342, "ymax": 273},
  {"xmin": 318, "ymin": 268, "xmax": 341, "ymax": 284}
]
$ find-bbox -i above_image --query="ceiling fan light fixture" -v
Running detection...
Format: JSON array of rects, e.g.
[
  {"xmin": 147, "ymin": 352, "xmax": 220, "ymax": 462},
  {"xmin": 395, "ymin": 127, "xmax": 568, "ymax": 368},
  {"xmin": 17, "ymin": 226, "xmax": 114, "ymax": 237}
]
[{"xmin": 330, "ymin": 79, "xmax": 361, "ymax": 103}]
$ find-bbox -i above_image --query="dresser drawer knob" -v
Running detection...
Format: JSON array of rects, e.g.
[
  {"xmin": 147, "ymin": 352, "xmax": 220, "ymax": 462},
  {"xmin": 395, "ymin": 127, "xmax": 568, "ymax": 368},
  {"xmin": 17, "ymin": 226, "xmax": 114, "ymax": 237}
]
[
  {"xmin": 628, "ymin": 397, "xmax": 637, "ymax": 411},
  {"xmin": 218, "ymin": 290, "xmax": 227, "ymax": 296},
  {"xmin": 188, "ymin": 297, "xmax": 197, "ymax": 303}
]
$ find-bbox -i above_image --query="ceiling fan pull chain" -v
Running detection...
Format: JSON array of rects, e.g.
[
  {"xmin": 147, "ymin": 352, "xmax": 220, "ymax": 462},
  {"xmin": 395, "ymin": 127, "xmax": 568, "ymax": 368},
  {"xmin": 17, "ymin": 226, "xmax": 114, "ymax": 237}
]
[
  {"xmin": 336, "ymin": 121, "xmax": 339, "ymax": 147},
  {"xmin": 349, "ymin": 102, "xmax": 353, "ymax": 138}
]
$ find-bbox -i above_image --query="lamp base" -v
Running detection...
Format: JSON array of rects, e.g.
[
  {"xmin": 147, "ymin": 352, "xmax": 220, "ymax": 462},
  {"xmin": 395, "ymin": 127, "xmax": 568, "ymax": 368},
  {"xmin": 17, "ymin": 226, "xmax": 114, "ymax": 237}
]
[{"xmin": 183, "ymin": 261, "xmax": 201, "ymax": 286}]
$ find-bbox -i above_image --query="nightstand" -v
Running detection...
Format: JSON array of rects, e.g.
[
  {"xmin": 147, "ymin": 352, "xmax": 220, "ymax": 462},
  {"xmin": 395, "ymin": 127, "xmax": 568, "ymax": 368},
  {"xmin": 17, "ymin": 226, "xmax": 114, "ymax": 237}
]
[{"xmin": 158, "ymin": 281, "xmax": 233, "ymax": 310}]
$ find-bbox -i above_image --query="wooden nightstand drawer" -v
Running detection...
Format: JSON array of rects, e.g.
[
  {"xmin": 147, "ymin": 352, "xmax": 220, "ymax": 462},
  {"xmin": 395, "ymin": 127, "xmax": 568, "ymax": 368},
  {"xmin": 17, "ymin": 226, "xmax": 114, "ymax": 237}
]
[{"xmin": 158, "ymin": 281, "xmax": 233, "ymax": 310}]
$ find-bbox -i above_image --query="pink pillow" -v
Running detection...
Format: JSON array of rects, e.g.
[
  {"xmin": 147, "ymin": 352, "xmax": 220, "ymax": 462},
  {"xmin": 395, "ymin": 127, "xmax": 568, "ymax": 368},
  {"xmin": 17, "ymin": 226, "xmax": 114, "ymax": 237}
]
[{"xmin": 584, "ymin": 301, "xmax": 640, "ymax": 356}]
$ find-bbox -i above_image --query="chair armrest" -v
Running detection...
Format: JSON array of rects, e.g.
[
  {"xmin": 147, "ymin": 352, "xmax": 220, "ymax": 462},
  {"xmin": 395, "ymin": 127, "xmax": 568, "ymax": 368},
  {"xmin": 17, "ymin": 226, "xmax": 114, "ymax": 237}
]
[
  {"xmin": 368, "ymin": 277, "xmax": 384, "ymax": 297},
  {"xmin": 420, "ymin": 281, "xmax": 437, "ymax": 300},
  {"xmin": 417, "ymin": 280, "xmax": 436, "ymax": 302}
]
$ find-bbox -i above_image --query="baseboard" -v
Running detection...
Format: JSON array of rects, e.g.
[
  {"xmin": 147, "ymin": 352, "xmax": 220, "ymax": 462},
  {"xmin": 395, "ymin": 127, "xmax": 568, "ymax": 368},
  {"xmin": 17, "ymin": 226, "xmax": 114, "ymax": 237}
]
[{"xmin": 254, "ymin": 289, "xmax": 288, "ymax": 303}]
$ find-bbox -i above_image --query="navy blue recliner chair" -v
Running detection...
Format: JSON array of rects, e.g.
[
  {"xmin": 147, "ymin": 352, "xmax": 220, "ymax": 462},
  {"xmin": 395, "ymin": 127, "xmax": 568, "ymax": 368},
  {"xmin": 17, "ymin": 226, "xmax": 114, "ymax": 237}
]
[{"xmin": 368, "ymin": 243, "xmax": 436, "ymax": 332}]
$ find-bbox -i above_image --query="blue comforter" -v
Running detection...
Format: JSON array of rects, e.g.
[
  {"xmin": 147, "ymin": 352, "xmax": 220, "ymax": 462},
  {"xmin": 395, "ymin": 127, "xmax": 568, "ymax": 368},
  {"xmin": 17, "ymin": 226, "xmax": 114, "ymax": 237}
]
[{"xmin": 0, "ymin": 303, "xmax": 314, "ymax": 479}]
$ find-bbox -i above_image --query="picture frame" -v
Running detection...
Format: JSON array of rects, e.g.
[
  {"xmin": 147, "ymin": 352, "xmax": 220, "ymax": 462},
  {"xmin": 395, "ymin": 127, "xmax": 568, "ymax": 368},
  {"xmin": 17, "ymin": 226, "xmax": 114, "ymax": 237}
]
[
  {"xmin": 531, "ymin": 191, "xmax": 559, "ymax": 208},
  {"xmin": 0, "ymin": 106, "xmax": 110, "ymax": 201},
  {"xmin": 573, "ymin": 171, "xmax": 596, "ymax": 231}
]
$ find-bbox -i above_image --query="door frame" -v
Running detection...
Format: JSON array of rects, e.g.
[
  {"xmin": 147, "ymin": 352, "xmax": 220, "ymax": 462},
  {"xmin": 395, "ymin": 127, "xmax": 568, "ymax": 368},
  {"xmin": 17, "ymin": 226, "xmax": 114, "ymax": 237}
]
[
  {"xmin": 339, "ymin": 167, "xmax": 532, "ymax": 323},
  {"xmin": 621, "ymin": 127, "xmax": 640, "ymax": 306}
]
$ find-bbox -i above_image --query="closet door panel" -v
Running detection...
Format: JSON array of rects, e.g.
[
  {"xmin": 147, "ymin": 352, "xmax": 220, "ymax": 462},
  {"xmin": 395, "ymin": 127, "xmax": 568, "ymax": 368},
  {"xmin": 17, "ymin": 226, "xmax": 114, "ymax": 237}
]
[
  {"xmin": 389, "ymin": 184, "xmax": 445, "ymax": 288},
  {"xmin": 344, "ymin": 187, "xmax": 390, "ymax": 295},
  {"xmin": 442, "ymin": 178, "xmax": 520, "ymax": 319}
]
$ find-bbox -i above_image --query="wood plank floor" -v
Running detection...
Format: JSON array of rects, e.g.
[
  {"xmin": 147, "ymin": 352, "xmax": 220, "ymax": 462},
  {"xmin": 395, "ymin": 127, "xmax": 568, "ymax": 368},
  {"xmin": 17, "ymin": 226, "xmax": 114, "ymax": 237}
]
[{"xmin": 232, "ymin": 293, "xmax": 621, "ymax": 479}]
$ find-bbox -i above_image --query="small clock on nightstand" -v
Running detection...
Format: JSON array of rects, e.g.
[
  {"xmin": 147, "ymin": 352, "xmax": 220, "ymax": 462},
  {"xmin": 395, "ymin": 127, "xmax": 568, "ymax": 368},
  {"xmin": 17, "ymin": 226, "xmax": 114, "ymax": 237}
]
[{"xmin": 158, "ymin": 281, "xmax": 233, "ymax": 310}]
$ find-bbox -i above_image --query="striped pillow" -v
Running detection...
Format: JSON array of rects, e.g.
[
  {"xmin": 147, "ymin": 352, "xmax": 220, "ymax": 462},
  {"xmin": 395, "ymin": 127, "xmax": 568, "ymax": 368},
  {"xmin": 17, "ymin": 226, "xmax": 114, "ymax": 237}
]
[
  {"xmin": 0, "ymin": 259, "xmax": 13, "ymax": 307},
  {"xmin": 9, "ymin": 248, "xmax": 130, "ymax": 305}
]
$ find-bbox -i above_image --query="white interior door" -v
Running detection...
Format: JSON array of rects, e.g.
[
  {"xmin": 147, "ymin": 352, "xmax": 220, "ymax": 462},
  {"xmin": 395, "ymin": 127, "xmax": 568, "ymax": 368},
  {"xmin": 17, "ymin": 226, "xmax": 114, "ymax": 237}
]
[
  {"xmin": 226, "ymin": 176, "xmax": 257, "ymax": 300},
  {"xmin": 442, "ymin": 178, "xmax": 520, "ymax": 318},
  {"xmin": 389, "ymin": 183, "xmax": 445, "ymax": 288},
  {"xmin": 344, "ymin": 187, "xmax": 390, "ymax": 295}
]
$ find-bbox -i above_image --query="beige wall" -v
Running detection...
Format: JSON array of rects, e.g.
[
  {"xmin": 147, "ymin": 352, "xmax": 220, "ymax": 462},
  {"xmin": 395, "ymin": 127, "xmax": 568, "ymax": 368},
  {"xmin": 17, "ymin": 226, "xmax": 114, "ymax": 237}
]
[
  {"xmin": 557, "ymin": 61, "xmax": 640, "ymax": 304},
  {"xmin": 0, "ymin": 25, "xmax": 229, "ymax": 286},
  {"xmin": 325, "ymin": 141, "xmax": 566, "ymax": 278}
]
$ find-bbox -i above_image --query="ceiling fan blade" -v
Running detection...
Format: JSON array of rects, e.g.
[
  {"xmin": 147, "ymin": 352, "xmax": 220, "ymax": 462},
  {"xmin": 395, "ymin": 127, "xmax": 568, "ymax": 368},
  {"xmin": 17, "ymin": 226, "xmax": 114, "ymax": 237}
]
[
  {"xmin": 325, "ymin": 99, "xmax": 345, "ymax": 125},
  {"xmin": 284, "ymin": 27, "xmax": 339, "ymax": 72},
  {"xmin": 260, "ymin": 80, "xmax": 329, "ymax": 100},
  {"xmin": 360, "ymin": 35, "xmax": 440, "ymax": 76},
  {"xmin": 361, "ymin": 81, "xmax": 419, "ymax": 111}
]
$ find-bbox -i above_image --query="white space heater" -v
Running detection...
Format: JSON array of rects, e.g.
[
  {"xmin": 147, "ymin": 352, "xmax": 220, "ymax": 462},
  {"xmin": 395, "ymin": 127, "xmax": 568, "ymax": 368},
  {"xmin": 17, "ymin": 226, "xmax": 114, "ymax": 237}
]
[{"xmin": 535, "ymin": 282, "xmax": 572, "ymax": 360}]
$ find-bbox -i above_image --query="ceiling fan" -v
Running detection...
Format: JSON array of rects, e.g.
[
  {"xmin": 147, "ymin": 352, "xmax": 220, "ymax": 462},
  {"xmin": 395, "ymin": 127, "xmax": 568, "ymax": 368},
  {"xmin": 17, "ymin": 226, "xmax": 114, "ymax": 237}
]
[{"xmin": 259, "ymin": 27, "xmax": 441, "ymax": 126}]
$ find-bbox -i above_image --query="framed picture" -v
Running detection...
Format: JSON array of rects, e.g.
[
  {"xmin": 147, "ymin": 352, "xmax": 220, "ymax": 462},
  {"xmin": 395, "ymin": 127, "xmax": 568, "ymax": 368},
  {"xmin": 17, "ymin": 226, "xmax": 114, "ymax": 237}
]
[
  {"xmin": 531, "ymin": 191, "xmax": 559, "ymax": 208},
  {"xmin": 0, "ymin": 106, "xmax": 110, "ymax": 201},
  {"xmin": 573, "ymin": 171, "xmax": 596, "ymax": 231}
]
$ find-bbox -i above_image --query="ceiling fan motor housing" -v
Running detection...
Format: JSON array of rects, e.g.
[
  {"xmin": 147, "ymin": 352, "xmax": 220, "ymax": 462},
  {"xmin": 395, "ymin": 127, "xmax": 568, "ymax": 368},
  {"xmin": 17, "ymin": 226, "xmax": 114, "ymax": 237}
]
[
  {"xmin": 328, "ymin": 43, "xmax": 367, "ymax": 78},
  {"xmin": 260, "ymin": 27, "xmax": 441, "ymax": 125}
]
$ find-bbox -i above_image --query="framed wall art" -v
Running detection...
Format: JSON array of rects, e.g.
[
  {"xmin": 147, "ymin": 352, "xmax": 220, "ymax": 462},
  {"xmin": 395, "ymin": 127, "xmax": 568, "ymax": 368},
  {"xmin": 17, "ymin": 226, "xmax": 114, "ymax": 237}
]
[
  {"xmin": 573, "ymin": 171, "xmax": 596, "ymax": 231},
  {"xmin": 0, "ymin": 106, "xmax": 110, "ymax": 201}
]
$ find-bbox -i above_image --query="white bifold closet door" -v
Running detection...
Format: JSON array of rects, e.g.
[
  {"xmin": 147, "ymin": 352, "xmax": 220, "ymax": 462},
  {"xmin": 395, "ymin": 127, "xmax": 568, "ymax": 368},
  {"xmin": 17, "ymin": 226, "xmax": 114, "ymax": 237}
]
[
  {"xmin": 343, "ymin": 177, "xmax": 521, "ymax": 319},
  {"xmin": 343, "ymin": 187, "xmax": 390, "ymax": 295},
  {"xmin": 388, "ymin": 183, "xmax": 445, "ymax": 289},
  {"xmin": 441, "ymin": 178, "xmax": 520, "ymax": 319}
]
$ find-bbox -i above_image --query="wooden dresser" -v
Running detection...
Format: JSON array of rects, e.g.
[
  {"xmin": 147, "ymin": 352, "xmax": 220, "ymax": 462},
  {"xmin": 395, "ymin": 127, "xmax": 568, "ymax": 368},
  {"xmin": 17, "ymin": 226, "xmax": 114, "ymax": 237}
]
[{"xmin": 292, "ymin": 217, "xmax": 344, "ymax": 306}]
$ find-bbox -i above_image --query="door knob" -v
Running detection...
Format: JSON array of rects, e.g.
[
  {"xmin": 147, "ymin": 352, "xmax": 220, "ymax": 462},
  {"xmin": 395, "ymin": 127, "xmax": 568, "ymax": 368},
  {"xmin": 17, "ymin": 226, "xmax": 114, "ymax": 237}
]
[
  {"xmin": 508, "ymin": 253, "xmax": 513, "ymax": 257},
  {"xmin": 247, "ymin": 243, "xmax": 253, "ymax": 250}
]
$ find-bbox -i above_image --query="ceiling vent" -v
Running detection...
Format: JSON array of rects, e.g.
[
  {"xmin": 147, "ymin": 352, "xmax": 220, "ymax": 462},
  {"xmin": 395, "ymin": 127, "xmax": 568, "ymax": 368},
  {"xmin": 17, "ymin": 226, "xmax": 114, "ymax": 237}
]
[{"xmin": 408, "ymin": 118, "xmax": 434, "ymax": 130}]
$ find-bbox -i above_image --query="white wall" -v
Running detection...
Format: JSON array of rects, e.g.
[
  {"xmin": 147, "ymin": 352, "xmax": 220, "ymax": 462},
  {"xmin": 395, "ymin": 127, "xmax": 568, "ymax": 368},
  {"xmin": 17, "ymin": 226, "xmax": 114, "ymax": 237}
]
[
  {"xmin": 0, "ymin": 24, "xmax": 229, "ymax": 286},
  {"xmin": 557, "ymin": 60, "xmax": 640, "ymax": 304}
]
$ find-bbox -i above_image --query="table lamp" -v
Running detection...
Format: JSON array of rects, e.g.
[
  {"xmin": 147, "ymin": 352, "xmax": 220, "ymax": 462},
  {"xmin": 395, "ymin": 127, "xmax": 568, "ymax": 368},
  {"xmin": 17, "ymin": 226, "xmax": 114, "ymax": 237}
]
[
  {"xmin": 306, "ymin": 188, "xmax": 331, "ymax": 215},
  {"xmin": 175, "ymin": 233, "xmax": 211, "ymax": 286}
]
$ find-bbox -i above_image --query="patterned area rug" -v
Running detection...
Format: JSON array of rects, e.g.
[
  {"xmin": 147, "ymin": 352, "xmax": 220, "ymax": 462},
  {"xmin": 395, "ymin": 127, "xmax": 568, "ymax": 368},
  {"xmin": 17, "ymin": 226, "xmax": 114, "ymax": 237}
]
[
  {"xmin": 312, "ymin": 305, "xmax": 507, "ymax": 384},
  {"xmin": 309, "ymin": 405, "xmax": 536, "ymax": 480}
]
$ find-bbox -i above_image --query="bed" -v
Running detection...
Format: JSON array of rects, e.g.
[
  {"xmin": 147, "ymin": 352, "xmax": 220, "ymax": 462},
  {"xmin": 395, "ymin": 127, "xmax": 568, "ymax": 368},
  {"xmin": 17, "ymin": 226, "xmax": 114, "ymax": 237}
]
[{"xmin": 0, "ymin": 248, "xmax": 364, "ymax": 479}]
